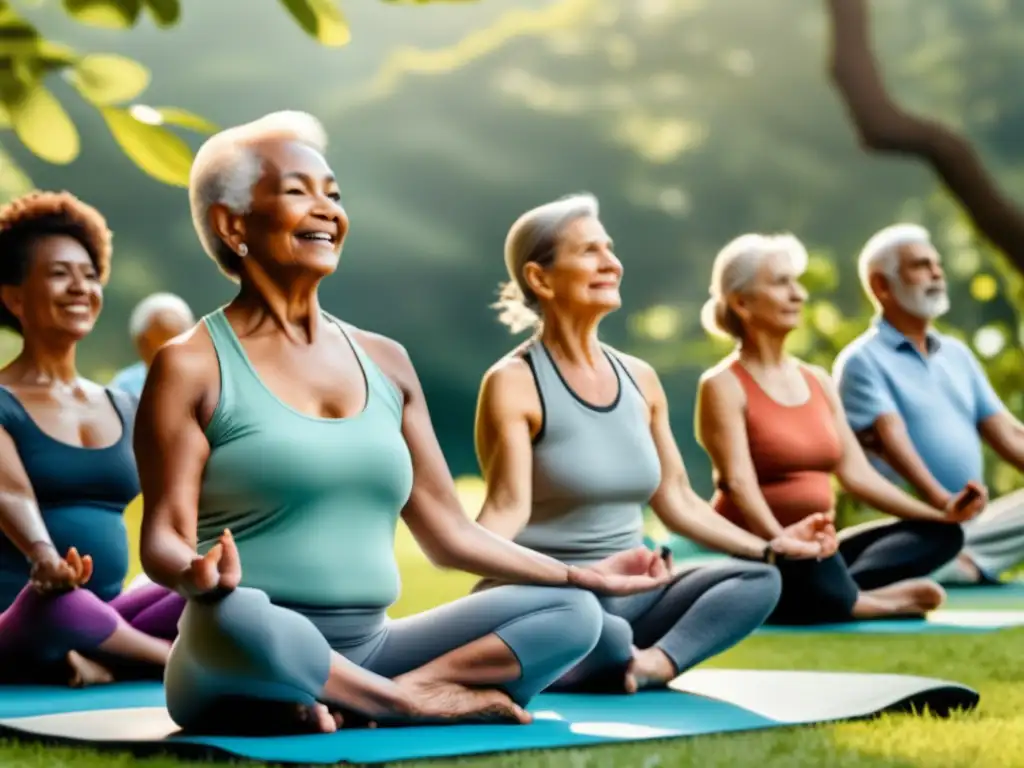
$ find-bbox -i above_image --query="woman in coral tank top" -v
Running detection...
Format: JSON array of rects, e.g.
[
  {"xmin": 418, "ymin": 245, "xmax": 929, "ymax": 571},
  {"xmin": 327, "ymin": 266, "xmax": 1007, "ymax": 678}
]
[{"xmin": 695, "ymin": 233, "xmax": 985, "ymax": 624}]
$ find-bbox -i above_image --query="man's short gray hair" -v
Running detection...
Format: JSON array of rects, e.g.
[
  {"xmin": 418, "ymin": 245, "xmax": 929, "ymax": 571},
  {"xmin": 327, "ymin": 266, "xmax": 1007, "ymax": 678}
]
[
  {"xmin": 857, "ymin": 223, "xmax": 931, "ymax": 304},
  {"xmin": 493, "ymin": 193, "xmax": 600, "ymax": 334},
  {"xmin": 701, "ymin": 232, "xmax": 808, "ymax": 339},
  {"xmin": 189, "ymin": 110, "xmax": 328, "ymax": 281},
  {"xmin": 128, "ymin": 292, "xmax": 194, "ymax": 339}
]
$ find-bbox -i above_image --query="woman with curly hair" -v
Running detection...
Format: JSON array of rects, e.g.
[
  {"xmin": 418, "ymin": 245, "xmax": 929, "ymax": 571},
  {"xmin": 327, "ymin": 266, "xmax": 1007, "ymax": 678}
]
[{"xmin": 0, "ymin": 191, "xmax": 183, "ymax": 687}]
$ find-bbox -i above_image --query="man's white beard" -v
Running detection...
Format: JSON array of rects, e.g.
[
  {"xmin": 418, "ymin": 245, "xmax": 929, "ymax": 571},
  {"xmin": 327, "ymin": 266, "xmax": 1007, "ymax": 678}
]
[{"xmin": 891, "ymin": 278, "xmax": 949, "ymax": 320}]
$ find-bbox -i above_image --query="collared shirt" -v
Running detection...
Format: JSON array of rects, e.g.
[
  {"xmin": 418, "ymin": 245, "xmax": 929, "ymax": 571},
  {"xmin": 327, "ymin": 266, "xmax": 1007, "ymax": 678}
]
[
  {"xmin": 833, "ymin": 317, "xmax": 1004, "ymax": 493},
  {"xmin": 108, "ymin": 361, "xmax": 147, "ymax": 400}
]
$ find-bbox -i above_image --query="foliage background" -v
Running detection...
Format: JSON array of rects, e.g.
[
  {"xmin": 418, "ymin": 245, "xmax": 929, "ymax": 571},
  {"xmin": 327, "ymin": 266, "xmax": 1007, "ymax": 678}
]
[{"xmin": 2, "ymin": 0, "xmax": 1021, "ymax": 523}]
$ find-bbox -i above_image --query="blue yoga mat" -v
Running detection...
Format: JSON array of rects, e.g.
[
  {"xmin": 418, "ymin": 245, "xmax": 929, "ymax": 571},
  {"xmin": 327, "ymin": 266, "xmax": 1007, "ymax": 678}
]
[{"xmin": 0, "ymin": 669, "xmax": 978, "ymax": 764}]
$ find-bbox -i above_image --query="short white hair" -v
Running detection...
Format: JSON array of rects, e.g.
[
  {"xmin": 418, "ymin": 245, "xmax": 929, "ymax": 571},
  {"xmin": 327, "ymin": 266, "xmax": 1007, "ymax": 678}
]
[
  {"xmin": 493, "ymin": 193, "xmax": 600, "ymax": 334},
  {"xmin": 856, "ymin": 223, "xmax": 931, "ymax": 305},
  {"xmin": 701, "ymin": 232, "xmax": 808, "ymax": 339},
  {"xmin": 128, "ymin": 292, "xmax": 194, "ymax": 339},
  {"xmin": 188, "ymin": 110, "xmax": 329, "ymax": 281}
]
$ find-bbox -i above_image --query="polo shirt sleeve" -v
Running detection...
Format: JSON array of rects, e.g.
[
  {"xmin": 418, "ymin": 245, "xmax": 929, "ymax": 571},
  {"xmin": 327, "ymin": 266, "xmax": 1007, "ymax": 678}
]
[
  {"xmin": 961, "ymin": 343, "xmax": 1004, "ymax": 423},
  {"xmin": 835, "ymin": 349, "xmax": 897, "ymax": 432}
]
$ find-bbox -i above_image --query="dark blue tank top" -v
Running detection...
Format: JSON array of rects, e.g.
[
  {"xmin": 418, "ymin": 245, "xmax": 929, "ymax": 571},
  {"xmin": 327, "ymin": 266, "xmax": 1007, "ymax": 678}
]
[{"xmin": 0, "ymin": 387, "xmax": 140, "ymax": 609}]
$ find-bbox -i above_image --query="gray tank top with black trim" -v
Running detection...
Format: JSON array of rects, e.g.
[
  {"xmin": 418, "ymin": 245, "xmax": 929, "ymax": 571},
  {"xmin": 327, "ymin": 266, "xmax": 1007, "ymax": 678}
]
[{"xmin": 513, "ymin": 338, "xmax": 662, "ymax": 565}]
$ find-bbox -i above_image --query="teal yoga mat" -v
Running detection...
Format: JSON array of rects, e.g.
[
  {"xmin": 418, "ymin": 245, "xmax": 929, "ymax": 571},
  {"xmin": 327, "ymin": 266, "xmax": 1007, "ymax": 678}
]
[
  {"xmin": 0, "ymin": 669, "xmax": 978, "ymax": 764},
  {"xmin": 758, "ymin": 609, "xmax": 1024, "ymax": 635},
  {"xmin": 944, "ymin": 582, "xmax": 1024, "ymax": 607}
]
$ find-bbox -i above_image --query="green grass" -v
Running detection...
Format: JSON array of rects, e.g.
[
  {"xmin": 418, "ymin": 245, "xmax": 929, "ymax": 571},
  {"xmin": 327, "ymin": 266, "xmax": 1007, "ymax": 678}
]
[{"xmin": 2, "ymin": 552, "xmax": 1022, "ymax": 767}]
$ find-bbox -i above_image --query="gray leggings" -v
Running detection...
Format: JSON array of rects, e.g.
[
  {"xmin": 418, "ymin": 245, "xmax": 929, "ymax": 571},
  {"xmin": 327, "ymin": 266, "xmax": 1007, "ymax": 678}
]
[
  {"xmin": 555, "ymin": 560, "xmax": 781, "ymax": 690},
  {"xmin": 164, "ymin": 584, "xmax": 604, "ymax": 732}
]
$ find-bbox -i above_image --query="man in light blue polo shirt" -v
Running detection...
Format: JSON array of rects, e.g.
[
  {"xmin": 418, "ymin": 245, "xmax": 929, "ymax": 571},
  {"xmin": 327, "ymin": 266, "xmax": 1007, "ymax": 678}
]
[{"xmin": 834, "ymin": 223, "xmax": 1024, "ymax": 585}]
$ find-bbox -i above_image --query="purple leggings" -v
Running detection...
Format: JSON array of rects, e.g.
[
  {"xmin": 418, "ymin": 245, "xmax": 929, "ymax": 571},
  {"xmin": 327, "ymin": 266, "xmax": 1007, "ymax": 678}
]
[{"xmin": 0, "ymin": 582, "xmax": 185, "ymax": 682}]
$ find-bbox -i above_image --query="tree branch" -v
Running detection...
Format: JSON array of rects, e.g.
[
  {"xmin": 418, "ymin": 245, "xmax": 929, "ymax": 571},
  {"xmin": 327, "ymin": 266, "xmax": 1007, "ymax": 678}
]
[{"xmin": 826, "ymin": 0, "xmax": 1024, "ymax": 271}]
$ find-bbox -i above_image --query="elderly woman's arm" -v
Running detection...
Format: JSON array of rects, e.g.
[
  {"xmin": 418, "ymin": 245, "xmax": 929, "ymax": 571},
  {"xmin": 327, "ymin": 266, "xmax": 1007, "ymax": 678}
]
[
  {"xmin": 134, "ymin": 337, "xmax": 218, "ymax": 596},
  {"xmin": 0, "ymin": 429, "xmax": 88, "ymax": 588},
  {"xmin": 473, "ymin": 358, "xmax": 539, "ymax": 542},
  {"xmin": 696, "ymin": 371, "xmax": 789, "ymax": 540}
]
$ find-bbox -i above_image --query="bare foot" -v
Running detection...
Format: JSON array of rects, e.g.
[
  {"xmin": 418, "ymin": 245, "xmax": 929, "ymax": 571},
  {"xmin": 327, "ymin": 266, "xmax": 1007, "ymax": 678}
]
[
  {"xmin": 393, "ymin": 672, "xmax": 531, "ymax": 725},
  {"xmin": 294, "ymin": 702, "xmax": 342, "ymax": 733},
  {"xmin": 955, "ymin": 553, "xmax": 983, "ymax": 583},
  {"xmin": 855, "ymin": 578, "xmax": 946, "ymax": 619},
  {"xmin": 628, "ymin": 647, "xmax": 676, "ymax": 690},
  {"xmin": 66, "ymin": 651, "xmax": 114, "ymax": 688},
  {"xmin": 902, "ymin": 579, "xmax": 946, "ymax": 612}
]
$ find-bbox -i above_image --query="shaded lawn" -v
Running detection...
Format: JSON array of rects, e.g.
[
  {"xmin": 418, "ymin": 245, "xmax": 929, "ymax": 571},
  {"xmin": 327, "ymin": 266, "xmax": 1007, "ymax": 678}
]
[{"xmin": 3, "ymin": 544, "xmax": 1022, "ymax": 767}]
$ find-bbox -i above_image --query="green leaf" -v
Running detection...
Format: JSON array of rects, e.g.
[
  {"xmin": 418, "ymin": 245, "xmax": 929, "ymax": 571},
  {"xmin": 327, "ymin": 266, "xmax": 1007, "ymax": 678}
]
[
  {"xmin": 36, "ymin": 41, "xmax": 78, "ymax": 70},
  {"xmin": 143, "ymin": 0, "xmax": 179, "ymax": 27},
  {"xmin": 0, "ymin": 8, "xmax": 42, "ymax": 58},
  {"xmin": 278, "ymin": 0, "xmax": 350, "ymax": 47},
  {"xmin": 0, "ymin": 103, "xmax": 9, "ymax": 127},
  {"xmin": 62, "ymin": 0, "xmax": 143, "ymax": 29},
  {"xmin": 100, "ymin": 105, "xmax": 193, "ymax": 187},
  {"xmin": 6, "ymin": 83, "xmax": 79, "ymax": 164},
  {"xmin": 69, "ymin": 54, "xmax": 150, "ymax": 106},
  {"xmin": 142, "ymin": 105, "xmax": 218, "ymax": 134},
  {"xmin": 0, "ymin": 143, "xmax": 33, "ymax": 204}
]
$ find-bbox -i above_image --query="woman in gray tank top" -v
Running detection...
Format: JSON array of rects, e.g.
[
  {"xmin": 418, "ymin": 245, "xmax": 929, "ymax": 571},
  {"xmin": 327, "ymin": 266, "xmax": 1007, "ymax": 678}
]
[{"xmin": 475, "ymin": 194, "xmax": 839, "ymax": 691}]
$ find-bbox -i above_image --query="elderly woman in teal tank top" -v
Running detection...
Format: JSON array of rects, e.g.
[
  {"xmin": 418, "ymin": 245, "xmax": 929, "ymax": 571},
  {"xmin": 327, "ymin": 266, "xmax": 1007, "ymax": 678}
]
[
  {"xmin": 474, "ymin": 194, "xmax": 840, "ymax": 692},
  {"xmin": 135, "ymin": 111, "xmax": 674, "ymax": 735}
]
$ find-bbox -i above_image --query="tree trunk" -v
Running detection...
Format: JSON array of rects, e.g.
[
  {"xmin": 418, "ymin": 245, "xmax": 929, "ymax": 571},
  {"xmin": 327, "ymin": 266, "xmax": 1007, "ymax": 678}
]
[{"xmin": 826, "ymin": 0, "xmax": 1024, "ymax": 272}]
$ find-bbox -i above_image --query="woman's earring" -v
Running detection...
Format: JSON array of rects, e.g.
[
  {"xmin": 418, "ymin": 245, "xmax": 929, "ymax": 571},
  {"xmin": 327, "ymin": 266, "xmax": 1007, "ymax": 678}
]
[{"xmin": 238, "ymin": 243, "xmax": 248, "ymax": 257}]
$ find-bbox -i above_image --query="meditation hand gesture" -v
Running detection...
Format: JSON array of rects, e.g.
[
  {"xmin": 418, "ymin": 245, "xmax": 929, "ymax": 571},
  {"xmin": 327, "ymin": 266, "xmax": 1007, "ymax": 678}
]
[
  {"xmin": 569, "ymin": 547, "xmax": 672, "ymax": 595},
  {"xmin": 29, "ymin": 545, "xmax": 92, "ymax": 594},
  {"xmin": 769, "ymin": 513, "xmax": 838, "ymax": 561},
  {"xmin": 944, "ymin": 482, "xmax": 987, "ymax": 523},
  {"xmin": 180, "ymin": 529, "xmax": 242, "ymax": 600}
]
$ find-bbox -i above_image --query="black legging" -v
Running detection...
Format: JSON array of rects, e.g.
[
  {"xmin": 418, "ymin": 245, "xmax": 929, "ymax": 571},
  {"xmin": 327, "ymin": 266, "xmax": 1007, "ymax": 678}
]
[{"xmin": 769, "ymin": 518, "xmax": 964, "ymax": 625}]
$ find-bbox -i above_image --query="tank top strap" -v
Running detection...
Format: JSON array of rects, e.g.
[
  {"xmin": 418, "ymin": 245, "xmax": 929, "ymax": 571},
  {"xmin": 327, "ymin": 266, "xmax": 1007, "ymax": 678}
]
[
  {"xmin": 798, "ymin": 365, "xmax": 833, "ymax": 409},
  {"xmin": 201, "ymin": 306, "xmax": 260, "ymax": 425},
  {"xmin": 0, "ymin": 386, "xmax": 26, "ymax": 429},
  {"xmin": 603, "ymin": 346, "xmax": 646, "ymax": 403},
  {"xmin": 323, "ymin": 314, "xmax": 405, "ymax": 424},
  {"xmin": 524, "ymin": 337, "xmax": 575, "ymax": 409},
  {"xmin": 105, "ymin": 386, "xmax": 138, "ymax": 428},
  {"xmin": 728, "ymin": 358, "xmax": 757, "ymax": 392}
]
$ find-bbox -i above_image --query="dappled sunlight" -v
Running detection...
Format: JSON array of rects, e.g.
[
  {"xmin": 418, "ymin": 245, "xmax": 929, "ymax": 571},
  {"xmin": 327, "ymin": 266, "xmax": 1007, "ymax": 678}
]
[
  {"xmin": 973, "ymin": 325, "xmax": 1005, "ymax": 358},
  {"xmin": 363, "ymin": 0, "xmax": 600, "ymax": 100},
  {"xmin": 614, "ymin": 114, "xmax": 708, "ymax": 164},
  {"xmin": 495, "ymin": 69, "xmax": 589, "ymax": 114},
  {"xmin": 629, "ymin": 304, "xmax": 684, "ymax": 341}
]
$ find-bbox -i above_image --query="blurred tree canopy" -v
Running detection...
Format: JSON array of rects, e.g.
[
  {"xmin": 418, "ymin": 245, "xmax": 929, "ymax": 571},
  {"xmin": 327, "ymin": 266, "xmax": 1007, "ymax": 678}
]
[
  {"xmin": 0, "ymin": 0, "xmax": 1021, "ymax": 512},
  {"xmin": 0, "ymin": 0, "xmax": 464, "ymax": 193}
]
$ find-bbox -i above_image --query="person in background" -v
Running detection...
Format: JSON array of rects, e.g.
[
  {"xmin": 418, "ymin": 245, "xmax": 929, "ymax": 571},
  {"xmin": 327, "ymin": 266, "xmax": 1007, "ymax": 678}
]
[
  {"xmin": 835, "ymin": 223, "xmax": 1024, "ymax": 585},
  {"xmin": 695, "ymin": 231, "xmax": 986, "ymax": 625},
  {"xmin": 135, "ymin": 111, "xmax": 671, "ymax": 736},
  {"xmin": 0, "ymin": 191, "xmax": 183, "ymax": 687},
  {"xmin": 473, "ymin": 193, "xmax": 836, "ymax": 694},
  {"xmin": 109, "ymin": 292, "xmax": 194, "ymax": 399}
]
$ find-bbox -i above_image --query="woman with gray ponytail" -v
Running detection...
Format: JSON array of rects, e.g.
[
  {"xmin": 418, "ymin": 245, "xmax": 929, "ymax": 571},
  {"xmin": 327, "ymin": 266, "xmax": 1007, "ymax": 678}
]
[
  {"xmin": 473, "ymin": 194, "xmax": 837, "ymax": 692},
  {"xmin": 696, "ymin": 233, "xmax": 984, "ymax": 625}
]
